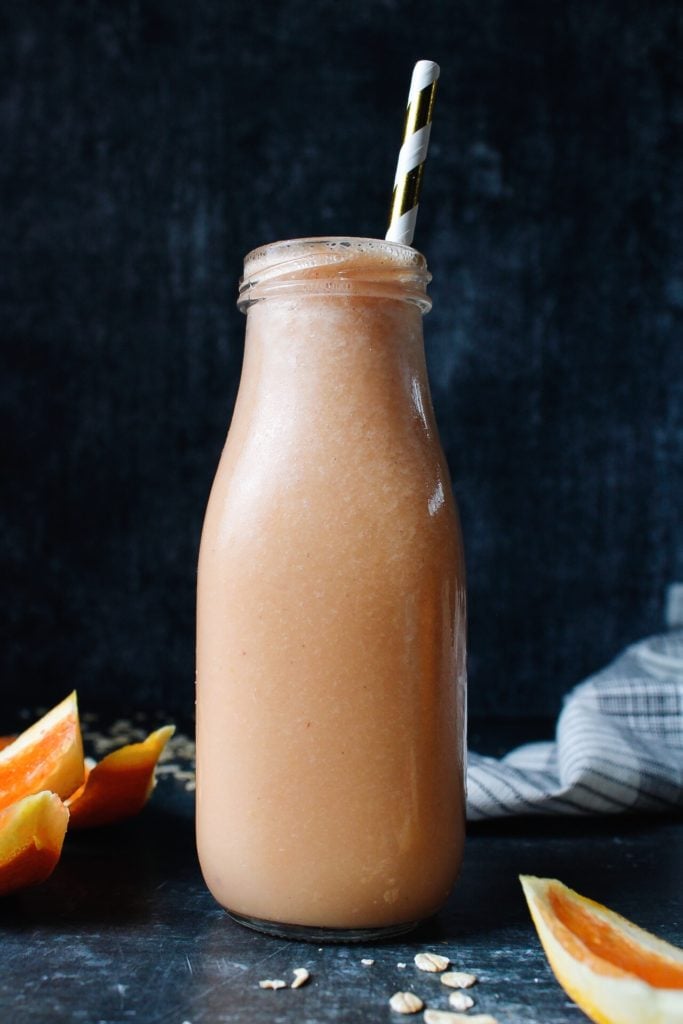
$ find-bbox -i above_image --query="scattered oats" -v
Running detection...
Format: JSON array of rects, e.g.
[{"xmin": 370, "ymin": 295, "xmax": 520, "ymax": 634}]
[
  {"xmin": 184, "ymin": 781, "xmax": 196, "ymax": 792},
  {"xmin": 389, "ymin": 991, "xmax": 424, "ymax": 1014},
  {"xmin": 448, "ymin": 991, "xmax": 475, "ymax": 1011},
  {"xmin": 424, "ymin": 1013, "xmax": 498, "ymax": 1024},
  {"xmin": 361, "ymin": 958, "xmax": 375, "ymax": 966},
  {"xmin": 397, "ymin": 962, "xmax": 407, "ymax": 969},
  {"xmin": 414, "ymin": 952, "xmax": 450, "ymax": 973},
  {"xmin": 441, "ymin": 971, "xmax": 477, "ymax": 989},
  {"xmin": 93, "ymin": 738, "xmax": 114, "ymax": 752},
  {"xmin": 291, "ymin": 968, "xmax": 310, "ymax": 989},
  {"xmin": 258, "ymin": 979, "xmax": 286, "ymax": 990}
]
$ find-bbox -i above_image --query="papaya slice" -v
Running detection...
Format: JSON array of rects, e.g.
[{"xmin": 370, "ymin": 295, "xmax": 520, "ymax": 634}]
[
  {"xmin": 0, "ymin": 693, "xmax": 84, "ymax": 812},
  {"xmin": 0, "ymin": 791, "xmax": 69, "ymax": 896},
  {"xmin": 66, "ymin": 725, "xmax": 175, "ymax": 829},
  {"xmin": 520, "ymin": 875, "xmax": 683, "ymax": 1024}
]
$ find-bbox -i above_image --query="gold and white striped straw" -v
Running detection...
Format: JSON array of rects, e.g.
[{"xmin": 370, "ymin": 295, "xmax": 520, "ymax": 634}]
[{"xmin": 385, "ymin": 60, "xmax": 440, "ymax": 246}]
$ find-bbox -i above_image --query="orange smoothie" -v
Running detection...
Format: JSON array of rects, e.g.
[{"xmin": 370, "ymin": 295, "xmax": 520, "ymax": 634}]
[{"xmin": 196, "ymin": 238, "xmax": 466, "ymax": 939}]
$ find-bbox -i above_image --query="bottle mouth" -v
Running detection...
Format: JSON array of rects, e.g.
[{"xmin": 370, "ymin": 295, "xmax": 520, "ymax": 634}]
[{"xmin": 237, "ymin": 237, "xmax": 432, "ymax": 313}]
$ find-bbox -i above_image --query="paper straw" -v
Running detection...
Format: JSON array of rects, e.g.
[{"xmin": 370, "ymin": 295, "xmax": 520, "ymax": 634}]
[{"xmin": 385, "ymin": 60, "xmax": 440, "ymax": 246}]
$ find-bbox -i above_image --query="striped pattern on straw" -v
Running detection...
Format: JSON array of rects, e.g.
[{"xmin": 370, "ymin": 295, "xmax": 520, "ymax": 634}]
[{"xmin": 386, "ymin": 60, "xmax": 440, "ymax": 246}]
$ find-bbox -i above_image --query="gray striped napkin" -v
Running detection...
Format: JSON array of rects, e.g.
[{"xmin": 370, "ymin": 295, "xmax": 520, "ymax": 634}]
[{"xmin": 466, "ymin": 631, "xmax": 683, "ymax": 820}]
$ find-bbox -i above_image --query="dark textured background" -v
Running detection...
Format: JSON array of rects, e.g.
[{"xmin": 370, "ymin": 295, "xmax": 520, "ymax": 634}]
[{"xmin": 2, "ymin": 0, "xmax": 682, "ymax": 718}]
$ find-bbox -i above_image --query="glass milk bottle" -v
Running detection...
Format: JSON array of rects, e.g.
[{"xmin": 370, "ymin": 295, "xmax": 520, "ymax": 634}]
[{"xmin": 196, "ymin": 237, "xmax": 466, "ymax": 941}]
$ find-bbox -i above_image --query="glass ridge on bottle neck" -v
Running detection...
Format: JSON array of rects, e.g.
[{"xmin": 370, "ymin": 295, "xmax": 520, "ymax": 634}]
[{"xmin": 237, "ymin": 237, "xmax": 432, "ymax": 313}]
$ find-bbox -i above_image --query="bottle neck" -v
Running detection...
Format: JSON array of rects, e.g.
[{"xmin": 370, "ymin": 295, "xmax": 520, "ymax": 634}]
[
  {"xmin": 232, "ymin": 237, "xmax": 436, "ymax": 450},
  {"xmin": 237, "ymin": 293, "xmax": 433, "ymax": 445}
]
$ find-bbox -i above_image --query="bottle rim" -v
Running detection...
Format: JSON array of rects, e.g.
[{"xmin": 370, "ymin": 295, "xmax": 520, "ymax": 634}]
[{"xmin": 238, "ymin": 237, "xmax": 432, "ymax": 313}]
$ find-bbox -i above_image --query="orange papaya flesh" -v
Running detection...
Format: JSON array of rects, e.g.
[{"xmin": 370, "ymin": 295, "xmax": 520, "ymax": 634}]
[
  {"xmin": 0, "ymin": 791, "xmax": 69, "ymax": 896},
  {"xmin": 66, "ymin": 725, "xmax": 175, "ymax": 829}
]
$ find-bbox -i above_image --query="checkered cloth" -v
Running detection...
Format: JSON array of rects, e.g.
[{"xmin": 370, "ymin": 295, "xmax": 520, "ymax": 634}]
[{"xmin": 467, "ymin": 631, "xmax": 683, "ymax": 820}]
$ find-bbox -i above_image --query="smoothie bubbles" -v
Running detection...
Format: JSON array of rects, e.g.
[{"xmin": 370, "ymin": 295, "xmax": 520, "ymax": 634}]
[{"xmin": 195, "ymin": 61, "xmax": 466, "ymax": 940}]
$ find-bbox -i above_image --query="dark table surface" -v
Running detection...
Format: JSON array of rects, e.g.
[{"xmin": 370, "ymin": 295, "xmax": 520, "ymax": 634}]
[{"xmin": 1, "ymin": 714, "xmax": 681, "ymax": 1024}]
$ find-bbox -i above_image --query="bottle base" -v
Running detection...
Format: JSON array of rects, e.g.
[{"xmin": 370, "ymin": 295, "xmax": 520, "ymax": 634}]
[{"xmin": 227, "ymin": 909, "xmax": 420, "ymax": 943}]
